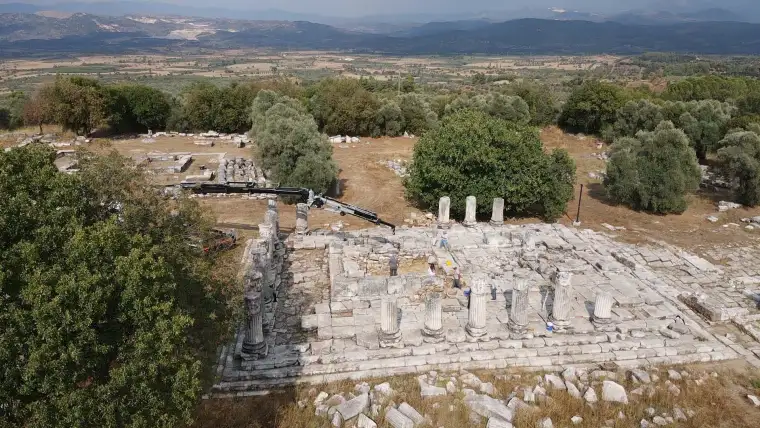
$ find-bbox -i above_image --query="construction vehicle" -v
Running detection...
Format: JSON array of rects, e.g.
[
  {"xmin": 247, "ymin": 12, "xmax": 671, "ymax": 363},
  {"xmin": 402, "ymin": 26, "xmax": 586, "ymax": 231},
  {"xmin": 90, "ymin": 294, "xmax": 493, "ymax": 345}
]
[{"xmin": 180, "ymin": 181, "xmax": 396, "ymax": 233}]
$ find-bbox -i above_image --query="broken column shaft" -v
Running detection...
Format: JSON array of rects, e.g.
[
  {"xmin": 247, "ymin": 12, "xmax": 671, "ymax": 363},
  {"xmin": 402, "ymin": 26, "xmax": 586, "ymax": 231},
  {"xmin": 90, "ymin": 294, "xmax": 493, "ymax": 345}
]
[
  {"xmin": 466, "ymin": 276, "xmax": 489, "ymax": 339},
  {"xmin": 438, "ymin": 196, "xmax": 451, "ymax": 228},
  {"xmin": 296, "ymin": 203, "xmax": 309, "ymax": 235},
  {"xmin": 593, "ymin": 292, "xmax": 614, "ymax": 328},
  {"xmin": 509, "ymin": 278, "xmax": 530, "ymax": 336},
  {"xmin": 242, "ymin": 292, "xmax": 267, "ymax": 359},
  {"xmin": 490, "ymin": 198, "xmax": 504, "ymax": 226},
  {"xmin": 379, "ymin": 298, "xmax": 402, "ymax": 348},
  {"xmin": 422, "ymin": 292, "xmax": 444, "ymax": 342},
  {"xmin": 551, "ymin": 271, "xmax": 574, "ymax": 329},
  {"xmin": 464, "ymin": 196, "xmax": 477, "ymax": 227}
]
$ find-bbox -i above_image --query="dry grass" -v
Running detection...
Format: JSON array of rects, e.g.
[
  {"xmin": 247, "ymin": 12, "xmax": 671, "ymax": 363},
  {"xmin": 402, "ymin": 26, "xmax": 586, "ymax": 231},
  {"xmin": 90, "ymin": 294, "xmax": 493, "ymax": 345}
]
[{"xmin": 193, "ymin": 363, "xmax": 760, "ymax": 428}]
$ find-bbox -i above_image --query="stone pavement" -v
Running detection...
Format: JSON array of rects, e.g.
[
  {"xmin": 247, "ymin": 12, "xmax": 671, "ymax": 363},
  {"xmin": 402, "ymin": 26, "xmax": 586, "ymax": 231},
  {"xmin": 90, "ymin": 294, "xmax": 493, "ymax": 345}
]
[{"xmin": 210, "ymin": 198, "xmax": 760, "ymax": 396}]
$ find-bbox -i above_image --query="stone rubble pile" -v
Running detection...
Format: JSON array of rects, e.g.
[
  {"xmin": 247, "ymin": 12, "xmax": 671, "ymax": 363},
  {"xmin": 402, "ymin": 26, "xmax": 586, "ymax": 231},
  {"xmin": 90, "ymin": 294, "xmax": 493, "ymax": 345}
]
[
  {"xmin": 217, "ymin": 157, "xmax": 267, "ymax": 184},
  {"xmin": 138, "ymin": 130, "xmax": 252, "ymax": 148},
  {"xmin": 5, "ymin": 134, "xmax": 90, "ymax": 152},
  {"xmin": 379, "ymin": 159, "xmax": 409, "ymax": 177},
  {"xmin": 700, "ymin": 165, "xmax": 731, "ymax": 190},
  {"xmin": 329, "ymin": 135, "xmax": 362, "ymax": 144}
]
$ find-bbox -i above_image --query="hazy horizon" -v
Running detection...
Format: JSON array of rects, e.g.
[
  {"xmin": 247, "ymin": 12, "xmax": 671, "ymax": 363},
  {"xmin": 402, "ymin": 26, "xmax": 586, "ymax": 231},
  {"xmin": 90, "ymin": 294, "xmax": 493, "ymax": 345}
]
[{"xmin": 0, "ymin": 0, "xmax": 719, "ymax": 18}]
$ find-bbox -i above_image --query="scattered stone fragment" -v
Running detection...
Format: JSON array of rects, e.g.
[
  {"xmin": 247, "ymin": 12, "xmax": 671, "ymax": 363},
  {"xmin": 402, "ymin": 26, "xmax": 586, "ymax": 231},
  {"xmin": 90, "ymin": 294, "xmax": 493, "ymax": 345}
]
[
  {"xmin": 748, "ymin": 395, "xmax": 760, "ymax": 407},
  {"xmin": 652, "ymin": 416, "xmax": 668, "ymax": 426},
  {"xmin": 673, "ymin": 408, "xmax": 687, "ymax": 421},
  {"xmin": 646, "ymin": 408, "xmax": 656, "ymax": 416},
  {"xmin": 481, "ymin": 382, "xmax": 496, "ymax": 395},
  {"xmin": 591, "ymin": 370, "xmax": 618, "ymax": 381},
  {"xmin": 461, "ymin": 373, "xmax": 483, "ymax": 389},
  {"xmin": 333, "ymin": 393, "xmax": 370, "ymax": 421},
  {"xmin": 486, "ymin": 417, "xmax": 513, "ymax": 428},
  {"xmin": 669, "ymin": 322, "xmax": 690, "ymax": 335},
  {"xmin": 465, "ymin": 394, "xmax": 514, "ymax": 422},
  {"xmin": 356, "ymin": 383, "xmax": 371, "ymax": 394},
  {"xmin": 667, "ymin": 370, "xmax": 682, "ymax": 381},
  {"xmin": 540, "ymin": 417, "xmax": 554, "ymax": 428},
  {"xmin": 584, "ymin": 386, "xmax": 599, "ymax": 403},
  {"xmin": 332, "ymin": 412, "xmax": 344, "ymax": 427},
  {"xmin": 357, "ymin": 413, "xmax": 377, "ymax": 428},
  {"xmin": 316, "ymin": 404, "xmax": 329, "ymax": 416},
  {"xmin": 602, "ymin": 381, "xmax": 629, "ymax": 404},
  {"xmin": 315, "ymin": 391, "xmax": 329, "ymax": 405},
  {"xmin": 640, "ymin": 420, "xmax": 650, "ymax": 428},
  {"xmin": 566, "ymin": 381, "xmax": 582, "ymax": 399},
  {"xmin": 630, "ymin": 369, "xmax": 652, "ymax": 384},
  {"xmin": 506, "ymin": 397, "xmax": 528, "ymax": 413},
  {"xmin": 571, "ymin": 416, "xmax": 583, "ymax": 425},
  {"xmin": 545, "ymin": 374, "xmax": 566, "ymax": 390},
  {"xmin": 660, "ymin": 328, "xmax": 680, "ymax": 339},
  {"xmin": 524, "ymin": 388, "xmax": 536, "ymax": 403},
  {"xmin": 668, "ymin": 384, "xmax": 681, "ymax": 396},
  {"xmin": 618, "ymin": 411, "xmax": 626, "ymax": 420},
  {"xmin": 562, "ymin": 367, "xmax": 579, "ymax": 382},
  {"xmin": 326, "ymin": 394, "xmax": 347, "ymax": 407},
  {"xmin": 374, "ymin": 383, "xmax": 394, "ymax": 397},
  {"xmin": 686, "ymin": 409, "xmax": 696, "ymax": 418},
  {"xmin": 446, "ymin": 381, "xmax": 457, "ymax": 394},
  {"xmin": 707, "ymin": 216, "xmax": 719, "ymax": 223},
  {"xmin": 418, "ymin": 377, "xmax": 447, "ymax": 398},
  {"xmin": 398, "ymin": 403, "xmax": 425, "ymax": 426},
  {"xmin": 386, "ymin": 408, "xmax": 414, "ymax": 428}
]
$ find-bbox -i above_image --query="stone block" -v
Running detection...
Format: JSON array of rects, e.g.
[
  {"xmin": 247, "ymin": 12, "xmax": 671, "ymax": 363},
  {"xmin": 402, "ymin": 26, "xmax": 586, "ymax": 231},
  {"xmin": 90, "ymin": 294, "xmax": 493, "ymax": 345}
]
[
  {"xmin": 356, "ymin": 332, "xmax": 380, "ymax": 350},
  {"xmin": 332, "ymin": 326, "xmax": 356, "ymax": 339},
  {"xmin": 398, "ymin": 402, "xmax": 425, "ymax": 426},
  {"xmin": 386, "ymin": 408, "xmax": 414, "ymax": 428},
  {"xmin": 333, "ymin": 393, "xmax": 369, "ymax": 421}
]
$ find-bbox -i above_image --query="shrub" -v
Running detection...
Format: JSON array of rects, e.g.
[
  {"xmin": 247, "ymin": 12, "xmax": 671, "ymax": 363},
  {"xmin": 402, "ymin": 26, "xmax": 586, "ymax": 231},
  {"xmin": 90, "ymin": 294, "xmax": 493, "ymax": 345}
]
[
  {"xmin": 604, "ymin": 121, "xmax": 701, "ymax": 213},
  {"xmin": 405, "ymin": 109, "xmax": 575, "ymax": 221},
  {"xmin": 717, "ymin": 130, "xmax": 760, "ymax": 207},
  {"xmin": 558, "ymin": 81, "xmax": 628, "ymax": 135}
]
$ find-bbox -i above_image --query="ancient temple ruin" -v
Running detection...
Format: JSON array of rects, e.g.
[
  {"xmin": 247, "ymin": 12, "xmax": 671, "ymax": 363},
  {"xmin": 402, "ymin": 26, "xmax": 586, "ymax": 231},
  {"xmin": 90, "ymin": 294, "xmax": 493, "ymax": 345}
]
[{"xmin": 211, "ymin": 196, "xmax": 760, "ymax": 395}]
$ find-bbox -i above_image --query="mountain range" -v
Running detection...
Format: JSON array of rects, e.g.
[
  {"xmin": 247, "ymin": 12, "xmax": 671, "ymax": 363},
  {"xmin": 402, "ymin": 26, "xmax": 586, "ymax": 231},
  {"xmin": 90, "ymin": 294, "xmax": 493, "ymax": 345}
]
[{"xmin": 3, "ymin": 10, "xmax": 760, "ymax": 57}]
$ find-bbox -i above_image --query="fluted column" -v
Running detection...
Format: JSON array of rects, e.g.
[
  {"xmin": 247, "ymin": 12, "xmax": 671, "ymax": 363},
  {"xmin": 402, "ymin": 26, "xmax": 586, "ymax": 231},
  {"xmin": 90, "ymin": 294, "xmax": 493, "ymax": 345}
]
[
  {"xmin": 379, "ymin": 298, "xmax": 402, "ymax": 348},
  {"xmin": 464, "ymin": 196, "xmax": 477, "ymax": 227},
  {"xmin": 466, "ymin": 275, "xmax": 489, "ymax": 339},
  {"xmin": 422, "ymin": 292, "xmax": 444, "ymax": 343},
  {"xmin": 551, "ymin": 271, "xmax": 573, "ymax": 329},
  {"xmin": 593, "ymin": 292, "xmax": 614, "ymax": 328},
  {"xmin": 490, "ymin": 198, "xmax": 504, "ymax": 226},
  {"xmin": 242, "ymin": 292, "xmax": 267, "ymax": 359},
  {"xmin": 509, "ymin": 277, "xmax": 530, "ymax": 336},
  {"xmin": 438, "ymin": 196, "xmax": 451, "ymax": 228},
  {"xmin": 296, "ymin": 203, "xmax": 309, "ymax": 235}
]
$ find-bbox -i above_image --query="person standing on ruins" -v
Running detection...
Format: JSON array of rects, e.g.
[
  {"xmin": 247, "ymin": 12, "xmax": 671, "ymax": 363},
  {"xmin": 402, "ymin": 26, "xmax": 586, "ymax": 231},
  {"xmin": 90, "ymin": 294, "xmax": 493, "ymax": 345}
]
[
  {"xmin": 389, "ymin": 253, "xmax": 398, "ymax": 276},
  {"xmin": 439, "ymin": 231, "xmax": 449, "ymax": 249},
  {"xmin": 452, "ymin": 266, "xmax": 462, "ymax": 289}
]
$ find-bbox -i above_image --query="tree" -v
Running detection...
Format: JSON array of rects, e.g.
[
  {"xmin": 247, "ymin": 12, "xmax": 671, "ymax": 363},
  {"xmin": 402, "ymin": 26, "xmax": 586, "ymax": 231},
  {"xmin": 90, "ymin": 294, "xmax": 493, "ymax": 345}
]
[
  {"xmin": 484, "ymin": 93, "xmax": 530, "ymax": 124},
  {"xmin": 0, "ymin": 146, "xmax": 234, "ymax": 427},
  {"xmin": 0, "ymin": 91, "xmax": 26, "ymax": 130},
  {"xmin": 250, "ymin": 90, "xmax": 337, "ymax": 193},
  {"xmin": 22, "ymin": 88, "xmax": 53, "ymax": 134},
  {"xmin": 398, "ymin": 93, "xmax": 438, "ymax": 135},
  {"xmin": 507, "ymin": 82, "xmax": 557, "ymax": 126},
  {"xmin": 107, "ymin": 84, "xmax": 172, "ymax": 133},
  {"xmin": 663, "ymin": 100, "xmax": 735, "ymax": 161},
  {"xmin": 558, "ymin": 81, "xmax": 628, "ymax": 135},
  {"xmin": 374, "ymin": 100, "xmax": 403, "ymax": 137},
  {"xmin": 604, "ymin": 121, "xmax": 702, "ymax": 214},
  {"xmin": 717, "ymin": 130, "xmax": 760, "ymax": 206},
  {"xmin": 308, "ymin": 79, "xmax": 380, "ymax": 136},
  {"xmin": 405, "ymin": 109, "xmax": 575, "ymax": 221},
  {"xmin": 608, "ymin": 99, "xmax": 664, "ymax": 141},
  {"xmin": 178, "ymin": 81, "xmax": 258, "ymax": 133},
  {"xmin": 42, "ymin": 77, "xmax": 108, "ymax": 135}
]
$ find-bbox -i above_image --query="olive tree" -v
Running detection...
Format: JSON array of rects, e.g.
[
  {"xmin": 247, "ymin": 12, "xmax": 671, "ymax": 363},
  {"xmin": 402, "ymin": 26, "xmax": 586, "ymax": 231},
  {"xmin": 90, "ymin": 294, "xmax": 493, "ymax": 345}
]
[{"xmin": 717, "ymin": 129, "xmax": 760, "ymax": 207}]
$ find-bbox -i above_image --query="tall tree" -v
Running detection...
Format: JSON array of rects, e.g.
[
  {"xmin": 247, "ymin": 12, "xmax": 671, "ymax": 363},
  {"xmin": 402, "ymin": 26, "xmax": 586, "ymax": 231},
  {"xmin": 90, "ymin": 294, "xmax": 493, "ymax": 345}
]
[
  {"xmin": 559, "ymin": 81, "xmax": 628, "ymax": 135},
  {"xmin": 0, "ymin": 146, "xmax": 235, "ymax": 428},
  {"xmin": 717, "ymin": 130, "xmax": 760, "ymax": 207}
]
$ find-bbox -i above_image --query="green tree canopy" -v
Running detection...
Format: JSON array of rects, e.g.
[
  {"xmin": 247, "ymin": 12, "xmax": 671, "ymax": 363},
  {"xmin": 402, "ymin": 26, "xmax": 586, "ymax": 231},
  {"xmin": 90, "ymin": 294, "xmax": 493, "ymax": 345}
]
[
  {"xmin": 308, "ymin": 78, "xmax": 380, "ymax": 136},
  {"xmin": 250, "ymin": 90, "xmax": 337, "ymax": 193},
  {"xmin": 177, "ymin": 81, "xmax": 260, "ymax": 133},
  {"xmin": 717, "ymin": 129, "xmax": 760, "ymax": 207},
  {"xmin": 398, "ymin": 93, "xmax": 438, "ymax": 135},
  {"xmin": 507, "ymin": 82, "xmax": 557, "ymax": 126},
  {"xmin": 663, "ymin": 100, "xmax": 735, "ymax": 161},
  {"xmin": 107, "ymin": 84, "xmax": 172, "ymax": 133},
  {"xmin": 40, "ymin": 77, "xmax": 108, "ymax": 135},
  {"xmin": 604, "ymin": 121, "xmax": 701, "ymax": 214},
  {"xmin": 558, "ymin": 81, "xmax": 628, "ymax": 135},
  {"xmin": 405, "ymin": 109, "xmax": 575, "ymax": 221},
  {"xmin": 608, "ymin": 99, "xmax": 664, "ymax": 141},
  {"xmin": 0, "ymin": 146, "xmax": 234, "ymax": 427}
]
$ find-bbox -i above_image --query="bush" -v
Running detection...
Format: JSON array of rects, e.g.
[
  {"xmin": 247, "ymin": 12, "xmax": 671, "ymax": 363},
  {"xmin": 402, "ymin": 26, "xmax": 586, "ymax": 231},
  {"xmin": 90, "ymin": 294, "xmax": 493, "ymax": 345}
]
[
  {"xmin": 717, "ymin": 130, "xmax": 760, "ymax": 206},
  {"xmin": 405, "ymin": 109, "xmax": 575, "ymax": 221},
  {"xmin": 107, "ymin": 84, "xmax": 172, "ymax": 132},
  {"xmin": 398, "ymin": 93, "xmax": 438, "ymax": 135},
  {"xmin": 250, "ymin": 90, "xmax": 337, "ymax": 193},
  {"xmin": 558, "ymin": 81, "xmax": 628, "ymax": 135},
  {"xmin": 604, "ymin": 121, "xmax": 701, "ymax": 213},
  {"xmin": 308, "ymin": 78, "xmax": 379, "ymax": 136}
]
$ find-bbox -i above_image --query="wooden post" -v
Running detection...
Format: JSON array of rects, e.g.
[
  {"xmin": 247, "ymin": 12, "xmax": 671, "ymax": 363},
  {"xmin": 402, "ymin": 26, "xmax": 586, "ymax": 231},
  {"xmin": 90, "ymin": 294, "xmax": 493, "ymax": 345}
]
[{"xmin": 575, "ymin": 184, "xmax": 584, "ymax": 224}]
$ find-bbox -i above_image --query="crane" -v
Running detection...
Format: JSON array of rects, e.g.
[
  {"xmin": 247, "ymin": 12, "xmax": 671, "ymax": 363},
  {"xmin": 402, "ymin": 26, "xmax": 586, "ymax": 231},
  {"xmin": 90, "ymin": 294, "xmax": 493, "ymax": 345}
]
[{"xmin": 180, "ymin": 181, "xmax": 396, "ymax": 233}]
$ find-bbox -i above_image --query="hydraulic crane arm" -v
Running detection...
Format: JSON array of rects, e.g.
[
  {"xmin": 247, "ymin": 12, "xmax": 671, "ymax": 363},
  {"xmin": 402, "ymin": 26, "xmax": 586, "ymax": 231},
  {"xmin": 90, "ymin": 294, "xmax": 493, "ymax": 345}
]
[{"xmin": 180, "ymin": 181, "xmax": 396, "ymax": 232}]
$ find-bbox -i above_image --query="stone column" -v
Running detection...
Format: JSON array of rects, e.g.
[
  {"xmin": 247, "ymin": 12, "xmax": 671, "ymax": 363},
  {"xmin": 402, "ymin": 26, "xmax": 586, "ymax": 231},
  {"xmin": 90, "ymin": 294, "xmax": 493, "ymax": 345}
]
[
  {"xmin": 254, "ymin": 237, "xmax": 275, "ymax": 306},
  {"xmin": 521, "ymin": 231, "xmax": 538, "ymax": 261},
  {"xmin": 422, "ymin": 292, "xmax": 444, "ymax": 342},
  {"xmin": 551, "ymin": 271, "xmax": 573, "ymax": 329},
  {"xmin": 490, "ymin": 198, "xmax": 504, "ymax": 226},
  {"xmin": 267, "ymin": 199, "xmax": 279, "ymax": 236},
  {"xmin": 509, "ymin": 277, "xmax": 530, "ymax": 336},
  {"xmin": 242, "ymin": 292, "xmax": 267, "ymax": 359},
  {"xmin": 466, "ymin": 275, "xmax": 489, "ymax": 339},
  {"xmin": 379, "ymin": 298, "xmax": 402, "ymax": 348},
  {"xmin": 463, "ymin": 196, "xmax": 477, "ymax": 227},
  {"xmin": 438, "ymin": 196, "xmax": 451, "ymax": 228},
  {"xmin": 295, "ymin": 203, "xmax": 309, "ymax": 235},
  {"xmin": 593, "ymin": 292, "xmax": 614, "ymax": 328}
]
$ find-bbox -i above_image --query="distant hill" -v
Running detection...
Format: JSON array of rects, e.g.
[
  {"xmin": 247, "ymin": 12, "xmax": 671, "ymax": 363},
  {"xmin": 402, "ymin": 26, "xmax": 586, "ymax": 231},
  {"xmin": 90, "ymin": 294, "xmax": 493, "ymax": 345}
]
[
  {"xmin": 608, "ymin": 8, "xmax": 743, "ymax": 25},
  {"xmin": 3, "ymin": 13, "xmax": 760, "ymax": 56}
]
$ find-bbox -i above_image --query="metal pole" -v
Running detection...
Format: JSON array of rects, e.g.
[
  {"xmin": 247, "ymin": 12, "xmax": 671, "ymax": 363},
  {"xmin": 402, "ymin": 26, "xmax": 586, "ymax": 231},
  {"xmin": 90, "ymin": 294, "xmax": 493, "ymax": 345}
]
[{"xmin": 575, "ymin": 184, "xmax": 584, "ymax": 224}]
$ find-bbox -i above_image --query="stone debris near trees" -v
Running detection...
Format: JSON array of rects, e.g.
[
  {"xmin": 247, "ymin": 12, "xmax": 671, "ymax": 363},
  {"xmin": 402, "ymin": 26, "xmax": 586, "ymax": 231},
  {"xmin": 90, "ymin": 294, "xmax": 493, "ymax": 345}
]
[
  {"xmin": 329, "ymin": 135, "xmax": 362, "ymax": 144},
  {"xmin": 209, "ymin": 195, "xmax": 760, "ymax": 396},
  {"xmin": 380, "ymin": 159, "xmax": 409, "ymax": 177}
]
